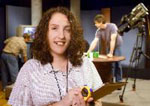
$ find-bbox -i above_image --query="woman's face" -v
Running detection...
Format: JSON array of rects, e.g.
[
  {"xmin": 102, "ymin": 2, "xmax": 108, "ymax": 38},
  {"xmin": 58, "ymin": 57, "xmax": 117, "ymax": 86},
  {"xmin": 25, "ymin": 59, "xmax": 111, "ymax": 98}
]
[{"xmin": 47, "ymin": 12, "xmax": 71, "ymax": 57}]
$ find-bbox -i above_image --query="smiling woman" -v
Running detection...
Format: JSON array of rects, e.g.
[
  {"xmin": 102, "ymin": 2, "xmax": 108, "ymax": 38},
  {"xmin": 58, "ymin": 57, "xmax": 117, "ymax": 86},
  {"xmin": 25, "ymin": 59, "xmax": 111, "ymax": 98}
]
[
  {"xmin": 31, "ymin": 7, "xmax": 85, "ymax": 66},
  {"xmin": 8, "ymin": 7, "xmax": 103, "ymax": 106},
  {"xmin": 48, "ymin": 12, "xmax": 71, "ymax": 58}
]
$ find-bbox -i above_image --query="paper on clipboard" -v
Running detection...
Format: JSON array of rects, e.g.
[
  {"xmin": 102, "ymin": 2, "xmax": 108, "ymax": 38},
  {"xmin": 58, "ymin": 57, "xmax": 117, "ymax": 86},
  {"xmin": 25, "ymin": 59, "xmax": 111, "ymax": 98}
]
[{"xmin": 92, "ymin": 82, "xmax": 127, "ymax": 101}]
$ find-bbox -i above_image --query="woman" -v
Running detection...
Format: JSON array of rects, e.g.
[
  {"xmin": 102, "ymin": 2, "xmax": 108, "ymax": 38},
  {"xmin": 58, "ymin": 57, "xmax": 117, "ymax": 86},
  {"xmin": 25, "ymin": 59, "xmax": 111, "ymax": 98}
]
[{"xmin": 8, "ymin": 7, "xmax": 103, "ymax": 106}]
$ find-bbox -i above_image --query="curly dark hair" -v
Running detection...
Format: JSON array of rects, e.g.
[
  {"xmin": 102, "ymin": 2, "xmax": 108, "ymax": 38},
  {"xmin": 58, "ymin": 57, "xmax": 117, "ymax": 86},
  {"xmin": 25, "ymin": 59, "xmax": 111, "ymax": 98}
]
[{"xmin": 32, "ymin": 7, "xmax": 85, "ymax": 66}]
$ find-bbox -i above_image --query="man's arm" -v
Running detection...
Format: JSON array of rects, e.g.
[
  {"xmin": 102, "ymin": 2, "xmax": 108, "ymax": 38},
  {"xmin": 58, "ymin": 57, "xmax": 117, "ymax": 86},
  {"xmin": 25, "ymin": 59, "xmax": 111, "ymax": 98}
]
[
  {"xmin": 107, "ymin": 33, "xmax": 117, "ymax": 57},
  {"xmin": 87, "ymin": 38, "xmax": 99, "ymax": 53}
]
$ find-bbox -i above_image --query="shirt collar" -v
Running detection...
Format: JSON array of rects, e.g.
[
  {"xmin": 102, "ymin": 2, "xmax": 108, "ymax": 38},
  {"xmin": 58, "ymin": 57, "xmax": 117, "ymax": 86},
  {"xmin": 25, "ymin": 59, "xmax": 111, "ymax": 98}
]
[{"xmin": 43, "ymin": 60, "xmax": 75, "ymax": 74}]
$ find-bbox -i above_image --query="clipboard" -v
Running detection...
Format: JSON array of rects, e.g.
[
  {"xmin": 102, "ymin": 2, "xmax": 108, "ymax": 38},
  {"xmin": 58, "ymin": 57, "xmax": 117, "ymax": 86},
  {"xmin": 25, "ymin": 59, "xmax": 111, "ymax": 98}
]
[{"xmin": 92, "ymin": 82, "xmax": 127, "ymax": 101}]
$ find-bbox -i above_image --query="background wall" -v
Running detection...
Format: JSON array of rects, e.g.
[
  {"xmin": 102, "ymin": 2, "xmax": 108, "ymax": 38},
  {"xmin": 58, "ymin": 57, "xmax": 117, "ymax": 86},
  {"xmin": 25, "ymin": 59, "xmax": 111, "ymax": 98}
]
[
  {"xmin": 81, "ymin": 10, "xmax": 99, "ymax": 43},
  {"xmin": 6, "ymin": 5, "xmax": 31, "ymax": 37}
]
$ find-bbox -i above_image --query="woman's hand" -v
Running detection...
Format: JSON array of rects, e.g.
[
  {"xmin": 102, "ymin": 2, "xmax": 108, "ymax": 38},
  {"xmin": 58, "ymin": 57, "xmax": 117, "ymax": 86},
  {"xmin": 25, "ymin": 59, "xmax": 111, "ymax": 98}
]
[
  {"xmin": 64, "ymin": 88, "xmax": 86, "ymax": 106},
  {"xmin": 50, "ymin": 88, "xmax": 94, "ymax": 106},
  {"xmin": 63, "ymin": 88, "xmax": 93, "ymax": 106}
]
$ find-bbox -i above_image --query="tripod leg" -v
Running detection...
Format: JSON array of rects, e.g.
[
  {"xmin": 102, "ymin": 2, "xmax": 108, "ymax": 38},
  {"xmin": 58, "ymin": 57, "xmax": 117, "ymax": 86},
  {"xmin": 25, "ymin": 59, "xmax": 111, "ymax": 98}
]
[
  {"xmin": 119, "ymin": 38, "xmax": 138, "ymax": 102},
  {"xmin": 119, "ymin": 62, "xmax": 134, "ymax": 103},
  {"xmin": 132, "ymin": 68, "xmax": 137, "ymax": 91},
  {"xmin": 132, "ymin": 49, "xmax": 141, "ymax": 91},
  {"xmin": 132, "ymin": 50, "xmax": 150, "ymax": 91},
  {"xmin": 119, "ymin": 77, "xmax": 128, "ymax": 103},
  {"xmin": 132, "ymin": 78, "xmax": 136, "ymax": 91},
  {"xmin": 119, "ymin": 63, "xmax": 135, "ymax": 103},
  {"xmin": 132, "ymin": 35, "xmax": 143, "ymax": 91}
]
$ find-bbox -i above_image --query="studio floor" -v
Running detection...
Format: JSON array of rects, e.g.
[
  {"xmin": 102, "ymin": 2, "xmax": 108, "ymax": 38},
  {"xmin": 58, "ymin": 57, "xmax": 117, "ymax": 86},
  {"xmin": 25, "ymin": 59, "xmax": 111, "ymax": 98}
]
[{"xmin": 102, "ymin": 78, "xmax": 150, "ymax": 106}]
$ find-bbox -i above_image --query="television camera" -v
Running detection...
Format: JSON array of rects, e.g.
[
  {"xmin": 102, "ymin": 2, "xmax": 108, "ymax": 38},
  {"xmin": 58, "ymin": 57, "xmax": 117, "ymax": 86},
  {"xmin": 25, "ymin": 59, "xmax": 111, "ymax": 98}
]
[{"xmin": 118, "ymin": 3, "xmax": 149, "ymax": 35}]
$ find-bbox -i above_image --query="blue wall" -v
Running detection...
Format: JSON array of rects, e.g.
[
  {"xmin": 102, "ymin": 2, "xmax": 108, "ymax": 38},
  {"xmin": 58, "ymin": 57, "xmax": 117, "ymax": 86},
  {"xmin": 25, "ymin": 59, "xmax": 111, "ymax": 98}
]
[
  {"xmin": 81, "ymin": 10, "xmax": 100, "ymax": 51},
  {"xmin": 6, "ymin": 5, "xmax": 31, "ymax": 37}
]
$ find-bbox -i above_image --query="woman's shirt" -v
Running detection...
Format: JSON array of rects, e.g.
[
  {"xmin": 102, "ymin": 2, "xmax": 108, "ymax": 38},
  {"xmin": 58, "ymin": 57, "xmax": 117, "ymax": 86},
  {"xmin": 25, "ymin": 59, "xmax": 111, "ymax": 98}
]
[{"xmin": 8, "ymin": 57, "xmax": 103, "ymax": 106}]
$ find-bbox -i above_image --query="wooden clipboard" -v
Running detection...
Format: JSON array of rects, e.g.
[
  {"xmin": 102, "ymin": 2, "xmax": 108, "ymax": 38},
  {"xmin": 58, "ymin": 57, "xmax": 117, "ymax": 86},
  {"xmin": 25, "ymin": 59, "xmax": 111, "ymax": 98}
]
[{"xmin": 92, "ymin": 82, "xmax": 127, "ymax": 101}]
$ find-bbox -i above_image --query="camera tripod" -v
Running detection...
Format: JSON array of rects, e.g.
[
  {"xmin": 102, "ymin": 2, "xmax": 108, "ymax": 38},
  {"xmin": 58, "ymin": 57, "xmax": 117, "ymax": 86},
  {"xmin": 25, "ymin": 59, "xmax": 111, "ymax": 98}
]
[{"xmin": 119, "ymin": 29, "xmax": 150, "ymax": 103}]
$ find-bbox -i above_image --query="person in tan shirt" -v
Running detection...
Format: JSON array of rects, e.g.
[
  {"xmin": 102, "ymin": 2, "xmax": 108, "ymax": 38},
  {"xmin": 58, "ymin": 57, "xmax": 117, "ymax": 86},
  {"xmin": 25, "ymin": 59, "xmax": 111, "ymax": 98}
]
[{"xmin": 1, "ymin": 35, "xmax": 29, "ymax": 89}]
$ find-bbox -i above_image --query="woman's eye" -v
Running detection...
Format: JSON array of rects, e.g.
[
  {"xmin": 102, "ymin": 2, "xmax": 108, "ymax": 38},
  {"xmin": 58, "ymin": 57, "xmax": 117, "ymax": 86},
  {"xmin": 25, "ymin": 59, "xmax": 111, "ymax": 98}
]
[
  {"xmin": 51, "ymin": 27, "xmax": 57, "ymax": 30},
  {"xmin": 65, "ymin": 28, "xmax": 71, "ymax": 33}
]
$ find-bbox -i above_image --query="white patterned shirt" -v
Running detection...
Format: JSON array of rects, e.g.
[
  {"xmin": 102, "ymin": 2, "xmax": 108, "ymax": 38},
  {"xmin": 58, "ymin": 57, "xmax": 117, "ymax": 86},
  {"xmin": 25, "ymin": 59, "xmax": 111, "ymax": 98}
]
[{"xmin": 8, "ymin": 57, "xmax": 103, "ymax": 106}]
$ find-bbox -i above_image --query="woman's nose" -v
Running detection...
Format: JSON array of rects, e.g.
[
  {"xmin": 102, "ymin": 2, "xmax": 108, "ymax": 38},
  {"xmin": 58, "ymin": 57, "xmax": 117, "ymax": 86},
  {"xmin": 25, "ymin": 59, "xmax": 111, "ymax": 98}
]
[{"xmin": 58, "ymin": 29, "xmax": 65, "ymax": 39}]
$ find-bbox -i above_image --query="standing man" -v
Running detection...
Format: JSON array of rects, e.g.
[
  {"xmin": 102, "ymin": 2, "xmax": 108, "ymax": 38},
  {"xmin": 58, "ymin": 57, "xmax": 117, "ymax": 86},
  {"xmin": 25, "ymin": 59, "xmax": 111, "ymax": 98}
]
[
  {"xmin": 88, "ymin": 14, "xmax": 123, "ymax": 83},
  {"xmin": 1, "ymin": 35, "xmax": 29, "ymax": 89}
]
